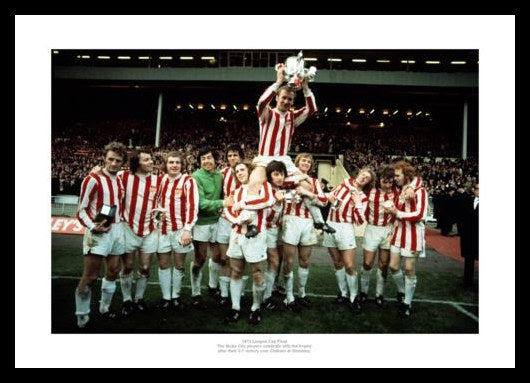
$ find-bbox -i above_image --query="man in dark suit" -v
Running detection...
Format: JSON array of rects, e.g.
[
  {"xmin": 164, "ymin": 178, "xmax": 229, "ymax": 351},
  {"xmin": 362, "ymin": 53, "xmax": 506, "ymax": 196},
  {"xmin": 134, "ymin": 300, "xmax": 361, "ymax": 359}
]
[{"xmin": 455, "ymin": 183, "xmax": 479, "ymax": 287}]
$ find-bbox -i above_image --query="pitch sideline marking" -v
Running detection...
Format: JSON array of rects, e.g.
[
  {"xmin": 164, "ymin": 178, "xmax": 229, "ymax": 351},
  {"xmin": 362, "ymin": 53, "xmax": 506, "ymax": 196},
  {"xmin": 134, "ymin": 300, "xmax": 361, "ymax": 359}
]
[{"xmin": 53, "ymin": 274, "xmax": 479, "ymax": 320}]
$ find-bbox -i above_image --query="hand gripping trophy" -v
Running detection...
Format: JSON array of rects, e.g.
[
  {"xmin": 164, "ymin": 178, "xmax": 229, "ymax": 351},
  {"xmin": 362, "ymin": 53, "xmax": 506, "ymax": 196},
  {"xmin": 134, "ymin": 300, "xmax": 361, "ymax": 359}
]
[{"xmin": 275, "ymin": 50, "xmax": 317, "ymax": 90}]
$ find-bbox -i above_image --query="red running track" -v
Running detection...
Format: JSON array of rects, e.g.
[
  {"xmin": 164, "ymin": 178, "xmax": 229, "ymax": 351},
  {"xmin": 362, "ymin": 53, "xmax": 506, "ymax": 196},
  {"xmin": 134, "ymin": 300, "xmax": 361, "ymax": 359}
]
[{"xmin": 425, "ymin": 229, "xmax": 478, "ymax": 267}]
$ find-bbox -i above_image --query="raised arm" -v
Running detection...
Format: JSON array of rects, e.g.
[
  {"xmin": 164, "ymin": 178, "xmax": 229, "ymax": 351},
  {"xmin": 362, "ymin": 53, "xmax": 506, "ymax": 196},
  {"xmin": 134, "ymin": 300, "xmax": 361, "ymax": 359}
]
[
  {"xmin": 257, "ymin": 64, "xmax": 286, "ymax": 123},
  {"xmin": 293, "ymin": 79, "xmax": 317, "ymax": 127}
]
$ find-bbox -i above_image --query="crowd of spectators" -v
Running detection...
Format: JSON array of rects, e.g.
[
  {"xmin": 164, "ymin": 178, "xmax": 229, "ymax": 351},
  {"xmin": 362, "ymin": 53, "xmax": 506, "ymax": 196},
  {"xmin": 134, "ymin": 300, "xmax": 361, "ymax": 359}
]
[{"xmin": 52, "ymin": 118, "xmax": 477, "ymax": 200}]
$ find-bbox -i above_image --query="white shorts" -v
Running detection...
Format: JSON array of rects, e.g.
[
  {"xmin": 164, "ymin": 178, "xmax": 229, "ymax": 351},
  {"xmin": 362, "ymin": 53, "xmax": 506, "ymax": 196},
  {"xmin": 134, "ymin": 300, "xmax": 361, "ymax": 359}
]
[
  {"xmin": 83, "ymin": 222, "xmax": 125, "ymax": 257},
  {"xmin": 252, "ymin": 155, "xmax": 298, "ymax": 175},
  {"xmin": 390, "ymin": 245, "xmax": 426, "ymax": 258},
  {"xmin": 158, "ymin": 228, "xmax": 195, "ymax": 254},
  {"xmin": 193, "ymin": 222, "xmax": 218, "ymax": 243},
  {"xmin": 227, "ymin": 230, "xmax": 267, "ymax": 263},
  {"xmin": 123, "ymin": 223, "xmax": 159, "ymax": 254},
  {"xmin": 282, "ymin": 215, "xmax": 317, "ymax": 246},
  {"xmin": 216, "ymin": 217, "xmax": 232, "ymax": 244},
  {"xmin": 363, "ymin": 224, "xmax": 392, "ymax": 252},
  {"xmin": 266, "ymin": 227, "xmax": 283, "ymax": 249},
  {"xmin": 322, "ymin": 221, "xmax": 356, "ymax": 250}
]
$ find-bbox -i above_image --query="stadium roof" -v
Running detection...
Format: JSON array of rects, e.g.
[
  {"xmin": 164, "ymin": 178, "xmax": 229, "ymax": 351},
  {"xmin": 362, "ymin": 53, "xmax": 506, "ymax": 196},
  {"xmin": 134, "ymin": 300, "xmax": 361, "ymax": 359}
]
[{"xmin": 52, "ymin": 49, "xmax": 478, "ymax": 73}]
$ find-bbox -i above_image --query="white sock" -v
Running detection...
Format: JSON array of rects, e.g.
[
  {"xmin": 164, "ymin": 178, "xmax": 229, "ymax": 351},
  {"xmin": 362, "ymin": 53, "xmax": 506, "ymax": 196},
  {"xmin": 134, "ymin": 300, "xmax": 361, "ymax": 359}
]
[
  {"xmin": 346, "ymin": 273, "xmax": 358, "ymax": 302},
  {"xmin": 335, "ymin": 268, "xmax": 348, "ymax": 297},
  {"xmin": 190, "ymin": 262, "xmax": 203, "ymax": 297},
  {"xmin": 404, "ymin": 275, "xmax": 417, "ymax": 305},
  {"xmin": 241, "ymin": 275, "xmax": 250, "ymax": 297},
  {"xmin": 208, "ymin": 258, "xmax": 220, "ymax": 289},
  {"xmin": 99, "ymin": 278, "xmax": 116, "ymax": 314},
  {"xmin": 120, "ymin": 272, "xmax": 133, "ymax": 302},
  {"xmin": 264, "ymin": 270, "xmax": 277, "ymax": 300},
  {"xmin": 171, "ymin": 268, "xmax": 184, "ymax": 299},
  {"xmin": 158, "ymin": 268, "xmax": 172, "ymax": 300},
  {"xmin": 376, "ymin": 268, "xmax": 386, "ymax": 297},
  {"xmin": 219, "ymin": 276, "xmax": 230, "ymax": 298},
  {"xmin": 230, "ymin": 278, "xmax": 243, "ymax": 310},
  {"xmin": 392, "ymin": 269, "xmax": 405, "ymax": 294},
  {"xmin": 298, "ymin": 267, "xmax": 310, "ymax": 297},
  {"xmin": 360, "ymin": 268, "xmax": 372, "ymax": 294},
  {"xmin": 252, "ymin": 282, "xmax": 266, "ymax": 311},
  {"xmin": 135, "ymin": 272, "xmax": 148, "ymax": 301},
  {"xmin": 304, "ymin": 198, "xmax": 325, "ymax": 224},
  {"xmin": 75, "ymin": 285, "xmax": 91, "ymax": 316},
  {"xmin": 284, "ymin": 272, "xmax": 295, "ymax": 303}
]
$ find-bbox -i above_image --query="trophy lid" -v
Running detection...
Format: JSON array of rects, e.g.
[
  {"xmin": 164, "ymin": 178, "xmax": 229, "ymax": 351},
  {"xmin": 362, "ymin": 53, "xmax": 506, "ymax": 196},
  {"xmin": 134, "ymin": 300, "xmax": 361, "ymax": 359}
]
[{"xmin": 100, "ymin": 205, "xmax": 112, "ymax": 215}]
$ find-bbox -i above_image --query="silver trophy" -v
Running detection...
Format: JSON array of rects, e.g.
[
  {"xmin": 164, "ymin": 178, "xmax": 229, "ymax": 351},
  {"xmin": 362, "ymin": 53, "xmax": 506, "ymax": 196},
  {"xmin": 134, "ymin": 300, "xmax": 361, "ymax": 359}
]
[{"xmin": 275, "ymin": 51, "xmax": 317, "ymax": 90}]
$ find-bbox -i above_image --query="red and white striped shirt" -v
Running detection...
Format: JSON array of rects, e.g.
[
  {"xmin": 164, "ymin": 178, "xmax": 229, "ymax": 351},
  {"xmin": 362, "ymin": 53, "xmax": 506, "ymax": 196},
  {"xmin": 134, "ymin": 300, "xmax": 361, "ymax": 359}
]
[
  {"xmin": 256, "ymin": 83, "xmax": 317, "ymax": 157},
  {"xmin": 221, "ymin": 166, "xmax": 240, "ymax": 198},
  {"xmin": 327, "ymin": 178, "xmax": 368, "ymax": 224},
  {"xmin": 403, "ymin": 177, "xmax": 422, "ymax": 194},
  {"xmin": 390, "ymin": 185, "xmax": 429, "ymax": 252},
  {"xmin": 365, "ymin": 178, "xmax": 423, "ymax": 227},
  {"xmin": 365, "ymin": 187, "xmax": 399, "ymax": 227},
  {"xmin": 220, "ymin": 166, "xmax": 240, "ymax": 221},
  {"xmin": 158, "ymin": 174, "xmax": 199, "ymax": 235},
  {"xmin": 224, "ymin": 182, "xmax": 275, "ymax": 234},
  {"xmin": 284, "ymin": 177, "xmax": 328, "ymax": 219},
  {"xmin": 119, "ymin": 170, "xmax": 163, "ymax": 237},
  {"xmin": 266, "ymin": 187, "xmax": 284, "ymax": 229},
  {"xmin": 77, "ymin": 170, "xmax": 124, "ymax": 230}
]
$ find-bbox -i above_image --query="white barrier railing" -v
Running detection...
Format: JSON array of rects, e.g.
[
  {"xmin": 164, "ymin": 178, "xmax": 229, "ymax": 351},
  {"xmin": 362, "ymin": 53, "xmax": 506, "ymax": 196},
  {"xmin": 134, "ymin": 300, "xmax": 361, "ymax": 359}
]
[{"xmin": 52, "ymin": 195, "xmax": 79, "ymax": 217}]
